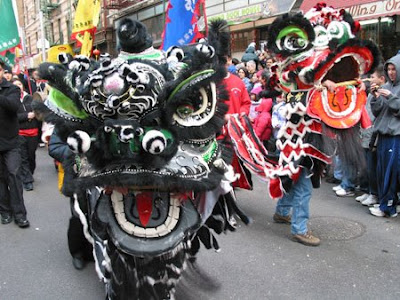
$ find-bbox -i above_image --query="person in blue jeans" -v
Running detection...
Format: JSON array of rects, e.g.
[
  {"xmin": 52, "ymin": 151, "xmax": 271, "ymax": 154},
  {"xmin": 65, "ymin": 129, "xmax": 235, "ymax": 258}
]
[
  {"xmin": 332, "ymin": 156, "xmax": 357, "ymax": 197},
  {"xmin": 273, "ymin": 169, "xmax": 320, "ymax": 246}
]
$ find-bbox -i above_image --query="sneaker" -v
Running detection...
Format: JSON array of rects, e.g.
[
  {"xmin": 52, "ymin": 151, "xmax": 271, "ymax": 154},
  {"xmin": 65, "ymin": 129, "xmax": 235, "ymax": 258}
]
[
  {"xmin": 1, "ymin": 213, "xmax": 12, "ymax": 224},
  {"xmin": 23, "ymin": 183, "xmax": 33, "ymax": 191},
  {"xmin": 355, "ymin": 193, "xmax": 369, "ymax": 202},
  {"xmin": 369, "ymin": 206, "xmax": 385, "ymax": 217},
  {"xmin": 291, "ymin": 231, "xmax": 320, "ymax": 246},
  {"xmin": 72, "ymin": 255, "xmax": 86, "ymax": 270},
  {"xmin": 273, "ymin": 213, "xmax": 291, "ymax": 224},
  {"xmin": 14, "ymin": 217, "xmax": 30, "ymax": 228},
  {"xmin": 335, "ymin": 188, "xmax": 355, "ymax": 197},
  {"xmin": 332, "ymin": 184, "xmax": 342, "ymax": 191},
  {"xmin": 361, "ymin": 194, "xmax": 378, "ymax": 206}
]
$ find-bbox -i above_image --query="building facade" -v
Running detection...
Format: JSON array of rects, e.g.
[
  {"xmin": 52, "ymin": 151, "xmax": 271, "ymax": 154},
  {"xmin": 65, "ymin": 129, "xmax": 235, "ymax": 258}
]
[
  {"xmin": 20, "ymin": 0, "xmax": 400, "ymax": 67},
  {"xmin": 17, "ymin": 0, "xmax": 74, "ymax": 66},
  {"xmin": 18, "ymin": 0, "xmax": 124, "ymax": 68}
]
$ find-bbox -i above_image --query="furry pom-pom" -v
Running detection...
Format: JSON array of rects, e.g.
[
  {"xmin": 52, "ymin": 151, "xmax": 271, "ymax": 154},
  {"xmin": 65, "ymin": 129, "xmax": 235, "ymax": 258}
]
[
  {"xmin": 67, "ymin": 130, "xmax": 91, "ymax": 153},
  {"xmin": 58, "ymin": 53, "xmax": 72, "ymax": 65},
  {"xmin": 142, "ymin": 130, "xmax": 167, "ymax": 154}
]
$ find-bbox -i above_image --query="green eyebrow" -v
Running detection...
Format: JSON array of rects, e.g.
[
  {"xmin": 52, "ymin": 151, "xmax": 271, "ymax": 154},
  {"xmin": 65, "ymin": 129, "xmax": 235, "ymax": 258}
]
[{"xmin": 277, "ymin": 25, "xmax": 308, "ymax": 41}]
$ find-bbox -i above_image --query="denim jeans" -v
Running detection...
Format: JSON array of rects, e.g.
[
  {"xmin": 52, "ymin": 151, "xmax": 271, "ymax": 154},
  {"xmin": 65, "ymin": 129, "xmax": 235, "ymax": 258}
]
[
  {"xmin": 333, "ymin": 156, "xmax": 343, "ymax": 181},
  {"xmin": 275, "ymin": 169, "xmax": 312, "ymax": 235},
  {"xmin": 334, "ymin": 156, "xmax": 356, "ymax": 191}
]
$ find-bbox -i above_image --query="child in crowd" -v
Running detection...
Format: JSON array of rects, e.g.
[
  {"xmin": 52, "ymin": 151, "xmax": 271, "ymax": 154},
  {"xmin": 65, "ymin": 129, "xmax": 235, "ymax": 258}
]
[
  {"xmin": 253, "ymin": 95, "xmax": 273, "ymax": 150},
  {"xmin": 271, "ymin": 95, "xmax": 286, "ymax": 138},
  {"xmin": 356, "ymin": 65, "xmax": 385, "ymax": 206},
  {"xmin": 249, "ymin": 85, "xmax": 262, "ymax": 122}
]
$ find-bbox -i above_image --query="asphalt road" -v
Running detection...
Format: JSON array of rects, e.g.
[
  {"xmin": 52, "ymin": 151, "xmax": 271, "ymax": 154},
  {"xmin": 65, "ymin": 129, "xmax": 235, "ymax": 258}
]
[{"xmin": 1, "ymin": 147, "xmax": 400, "ymax": 300}]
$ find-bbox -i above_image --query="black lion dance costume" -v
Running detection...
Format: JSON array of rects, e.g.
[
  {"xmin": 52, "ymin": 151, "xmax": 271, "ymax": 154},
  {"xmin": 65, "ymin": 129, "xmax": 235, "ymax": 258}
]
[
  {"xmin": 36, "ymin": 19, "xmax": 249, "ymax": 299},
  {"xmin": 228, "ymin": 3, "xmax": 380, "ymax": 198}
]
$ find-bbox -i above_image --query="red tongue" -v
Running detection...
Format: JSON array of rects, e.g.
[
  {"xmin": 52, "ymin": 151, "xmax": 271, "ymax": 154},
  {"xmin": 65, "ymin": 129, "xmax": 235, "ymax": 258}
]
[{"xmin": 136, "ymin": 192, "xmax": 153, "ymax": 227}]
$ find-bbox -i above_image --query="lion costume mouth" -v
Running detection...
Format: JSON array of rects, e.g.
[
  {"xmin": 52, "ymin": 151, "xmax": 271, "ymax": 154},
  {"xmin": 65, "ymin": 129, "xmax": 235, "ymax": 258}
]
[
  {"xmin": 92, "ymin": 189, "xmax": 201, "ymax": 257},
  {"xmin": 303, "ymin": 44, "xmax": 375, "ymax": 129}
]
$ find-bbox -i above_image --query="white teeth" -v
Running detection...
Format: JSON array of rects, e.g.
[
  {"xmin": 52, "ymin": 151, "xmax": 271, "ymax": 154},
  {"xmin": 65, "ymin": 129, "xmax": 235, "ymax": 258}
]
[
  {"xmin": 155, "ymin": 224, "xmax": 171, "ymax": 236},
  {"xmin": 111, "ymin": 191, "xmax": 181, "ymax": 238}
]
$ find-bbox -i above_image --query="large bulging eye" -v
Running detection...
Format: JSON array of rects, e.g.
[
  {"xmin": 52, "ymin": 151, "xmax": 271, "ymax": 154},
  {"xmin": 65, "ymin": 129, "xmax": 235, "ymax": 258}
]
[
  {"xmin": 327, "ymin": 21, "xmax": 353, "ymax": 44},
  {"xmin": 313, "ymin": 25, "xmax": 329, "ymax": 48},
  {"xmin": 176, "ymin": 104, "xmax": 194, "ymax": 119},
  {"xmin": 276, "ymin": 25, "xmax": 309, "ymax": 52}
]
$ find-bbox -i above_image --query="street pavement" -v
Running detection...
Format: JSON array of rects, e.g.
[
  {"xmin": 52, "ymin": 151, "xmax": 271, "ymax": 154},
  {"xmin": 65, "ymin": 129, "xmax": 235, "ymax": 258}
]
[{"xmin": 1, "ymin": 147, "xmax": 400, "ymax": 300}]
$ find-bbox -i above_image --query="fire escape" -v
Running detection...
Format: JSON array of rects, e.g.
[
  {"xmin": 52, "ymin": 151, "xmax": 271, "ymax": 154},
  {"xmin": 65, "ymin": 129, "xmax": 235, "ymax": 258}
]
[
  {"xmin": 40, "ymin": 0, "xmax": 60, "ymax": 46},
  {"xmin": 104, "ymin": 0, "xmax": 137, "ymax": 9}
]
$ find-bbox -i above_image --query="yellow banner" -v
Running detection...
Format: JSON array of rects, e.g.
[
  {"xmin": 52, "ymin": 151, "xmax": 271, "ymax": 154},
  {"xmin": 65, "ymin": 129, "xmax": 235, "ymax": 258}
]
[
  {"xmin": 72, "ymin": 0, "xmax": 101, "ymax": 34},
  {"xmin": 47, "ymin": 44, "xmax": 74, "ymax": 63}
]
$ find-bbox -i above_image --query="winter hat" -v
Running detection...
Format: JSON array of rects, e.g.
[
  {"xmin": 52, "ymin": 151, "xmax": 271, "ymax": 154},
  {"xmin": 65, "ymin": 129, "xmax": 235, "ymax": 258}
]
[
  {"xmin": 250, "ymin": 85, "xmax": 262, "ymax": 96},
  {"xmin": 4, "ymin": 64, "xmax": 12, "ymax": 74},
  {"xmin": 242, "ymin": 42, "xmax": 259, "ymax": 63}
]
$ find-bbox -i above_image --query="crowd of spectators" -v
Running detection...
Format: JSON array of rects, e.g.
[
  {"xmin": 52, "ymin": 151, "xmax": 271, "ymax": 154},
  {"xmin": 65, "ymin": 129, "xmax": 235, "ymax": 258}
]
[{"xmin": 225, "ymin": 42, "xmax": 400, "ymax": 248}]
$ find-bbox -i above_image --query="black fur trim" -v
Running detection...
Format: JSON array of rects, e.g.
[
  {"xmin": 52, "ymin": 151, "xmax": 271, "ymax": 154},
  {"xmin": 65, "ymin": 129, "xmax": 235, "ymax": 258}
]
[
  {"xmin": 207, "ymin": 19, "xmax": 230, "ymax": 64},
  {"xmin": 267, "ymin": 13, "xmax": 315, "ymax": 57},
  {"xmin": 117, "ymin": 18, "xmax": 153, "ymax": 53}
]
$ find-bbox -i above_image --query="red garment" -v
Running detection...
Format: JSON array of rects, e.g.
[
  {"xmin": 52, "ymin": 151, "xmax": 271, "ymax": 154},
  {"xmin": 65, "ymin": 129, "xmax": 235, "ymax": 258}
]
[
  {"xmin": 223, "ymin": 73, "xmax": 251, "ymax": 115},
  {"xmin": 19, "ymin": 128, "xmax": 39, "ymax": 137},
  {"xmin": 253, "ymin": 98, "xmax": 273, "ymax": 141},
  {"xmin": 221, "ymin": 74, "xmax": 252, "ymax": 190}
]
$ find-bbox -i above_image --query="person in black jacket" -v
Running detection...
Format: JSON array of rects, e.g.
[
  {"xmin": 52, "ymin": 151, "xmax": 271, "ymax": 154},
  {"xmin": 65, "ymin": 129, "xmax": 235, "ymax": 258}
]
[
  {"xmin": 13, "ymin": 78, "xmax": 40, "ymax": 191},
  {"xmin": 0, "ymin": 60, "xmax": 29, "ymax": 228},
  {"xmin": 48, "ymin": 131, "xmax": 93, "ymax": 270}
]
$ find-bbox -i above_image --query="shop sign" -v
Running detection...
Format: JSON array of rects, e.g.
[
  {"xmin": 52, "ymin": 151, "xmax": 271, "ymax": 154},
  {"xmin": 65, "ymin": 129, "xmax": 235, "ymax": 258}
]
[
  {"xmin": 346, "ymin": 0, "xmax": 400, "ymax": 20},
  {"xmin": 208, "ymin": 3, "xmax": 264, "ymax": 25},
  {"xmin": 208, "ymin": 0, "xmax": 296, "ymax": 25}
]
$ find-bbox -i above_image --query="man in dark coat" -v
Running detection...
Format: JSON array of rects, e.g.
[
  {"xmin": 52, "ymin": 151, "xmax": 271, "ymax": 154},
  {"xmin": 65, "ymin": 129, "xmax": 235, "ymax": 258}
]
[{"xmin": 0, "ymin": 59, "xmax": 29, "ymax": 228}]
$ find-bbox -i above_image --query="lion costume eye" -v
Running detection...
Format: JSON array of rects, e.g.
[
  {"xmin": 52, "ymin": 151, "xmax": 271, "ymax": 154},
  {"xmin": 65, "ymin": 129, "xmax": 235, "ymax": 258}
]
[
  {"xmin": 276, "ymin": 25, "xmax": 309, "ymax": 52},
  {"xmin": 327, "ymin": 21, "xmax": 354, "ymax": 44},
  {"xmin": 313, "ymin": 25, "xmax": 329, "ymax": 48}
]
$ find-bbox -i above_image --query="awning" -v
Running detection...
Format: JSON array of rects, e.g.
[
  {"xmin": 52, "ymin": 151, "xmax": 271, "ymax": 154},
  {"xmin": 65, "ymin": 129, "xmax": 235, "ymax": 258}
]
[{"xmin": 300, "ymin": 0, "xmax": 400, "ymax": 21}]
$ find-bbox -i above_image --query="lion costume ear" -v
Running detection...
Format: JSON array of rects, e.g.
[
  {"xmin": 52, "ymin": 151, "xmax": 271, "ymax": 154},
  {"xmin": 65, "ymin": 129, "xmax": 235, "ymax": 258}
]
[{"xmin": 47, "ymin": 88, "xmax": 88, "ymax": 120}]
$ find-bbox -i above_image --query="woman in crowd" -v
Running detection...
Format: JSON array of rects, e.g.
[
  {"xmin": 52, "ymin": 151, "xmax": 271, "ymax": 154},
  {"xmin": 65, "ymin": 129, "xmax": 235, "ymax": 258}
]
[{"xmin": 13, "ymin": 78, "xmax": 40, "ymax": 191}]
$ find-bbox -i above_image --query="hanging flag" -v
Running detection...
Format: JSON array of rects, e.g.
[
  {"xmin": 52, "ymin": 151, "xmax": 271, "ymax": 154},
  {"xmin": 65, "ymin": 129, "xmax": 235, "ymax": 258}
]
[
  {"xmin": 161, "ymin": 0, "xmax": 207, "ymax": 51},
  {"xmin": 71, "ymin": 0, "xmax": 101, "ymax": 56},
  {"xmin": 0, "ymin": 50, "xmax": 16, "ymax": 66},
  {"xmin": 0, "ymin": 0, "xmax": 20, "ymax": 65}
]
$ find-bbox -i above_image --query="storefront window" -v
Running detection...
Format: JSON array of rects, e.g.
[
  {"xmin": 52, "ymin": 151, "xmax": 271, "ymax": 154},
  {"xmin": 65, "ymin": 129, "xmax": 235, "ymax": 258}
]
[
  {"xmin": 231, "ymin": 30, "xmax": 252, "ymax": 54},
  {"xmin": 360, "ymin": 17, "xmax": 400, "ymax": 61},
  {"xmin": 140, "ymin": 15, "xmax": 165, "ymax": 47}
]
